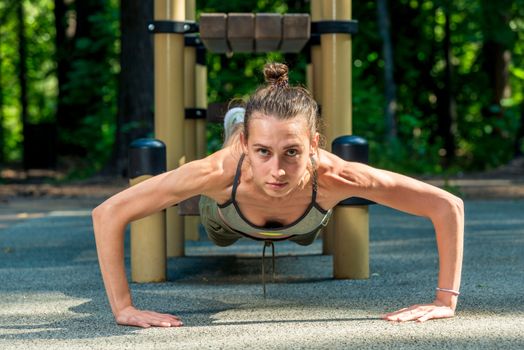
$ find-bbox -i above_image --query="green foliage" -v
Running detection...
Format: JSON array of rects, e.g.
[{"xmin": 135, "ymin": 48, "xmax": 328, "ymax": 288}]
[
  {"xmin": 58, "ymin": 1, "xmax": 119, "ymax": 174},
  {"xmin": 352, "ymin": 0, "xmax": 524, "ymax": 174},
  {"xmin": 0, "ymin": 0, "xmax": 58, "ymax": 163},
  {"xmin": 0, "ymin": 1, "xmax": 23, "ymax": 162},
  {"xmin": 1, "ymin": 0, "xmax": 523, "ymax": 177},
  {"xmin": 0, "ymin": 0, "xmax": 118, "ymax": 176}
]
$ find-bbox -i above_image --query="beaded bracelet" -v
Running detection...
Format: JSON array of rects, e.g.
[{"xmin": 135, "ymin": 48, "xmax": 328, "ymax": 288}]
[{"xmin": 436, "ymin": 287, "xmax": 460, "ymax": 296}]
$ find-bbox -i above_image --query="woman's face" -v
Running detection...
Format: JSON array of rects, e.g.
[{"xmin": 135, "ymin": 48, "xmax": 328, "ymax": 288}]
[{"xmin": 241, "ymin": 113, "xmax": 318, "ymax": 198}]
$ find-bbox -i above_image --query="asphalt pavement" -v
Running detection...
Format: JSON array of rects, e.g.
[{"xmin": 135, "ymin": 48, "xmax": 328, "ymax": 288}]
[{"xmin": 0, "ymin": 198, "xmax": 523, "ymax": 349}]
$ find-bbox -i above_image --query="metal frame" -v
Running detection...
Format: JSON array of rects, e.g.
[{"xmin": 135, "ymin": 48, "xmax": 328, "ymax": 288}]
[{"xmin": 134, "ymin": 0, "xmax": 368, "ymax": 284}]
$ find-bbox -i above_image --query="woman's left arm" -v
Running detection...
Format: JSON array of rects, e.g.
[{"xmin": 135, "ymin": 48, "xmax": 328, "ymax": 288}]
[{"xmin": 336, "ymin": 161, "xmax": 464, "ymax": 322}]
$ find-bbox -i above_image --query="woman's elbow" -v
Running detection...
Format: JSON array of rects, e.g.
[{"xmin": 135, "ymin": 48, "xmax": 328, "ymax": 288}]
[
  {"xmin": 93, "ymin": 200, "xmax": 110, "ymax": 221},
  {"xmin": 92, "ymin": 203, "xmax": 105, "ymax": 233},
  {"xmin": 448, "ymin": 194, "xmax": 464, "ymax": 217},
  {"xmin": 434, "ymin": 193, "xmax": 464, "ymax": 223},
  {"xmin": 455, "ymin": 195, "xmax": 464, "ymax": 214},
  {"xmin": 92, "ymin": 200, "xmax": 119, "ymax": 234},
  {"xmin": 92, "ymin": 204, "xmax": 102, "ymax": 223}
]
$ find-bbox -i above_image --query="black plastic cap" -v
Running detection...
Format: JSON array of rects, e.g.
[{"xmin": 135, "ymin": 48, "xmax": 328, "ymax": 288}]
[
  {"xmin": 332, "ymin": 135, "xmax": 375, "ymax": 206},
  {"xmin": 332, "ymin": 135, "xmax": 369, "ymax": 163},
  {"xmin": 339, "ymin": 197, "xmax": 375, "ymax": 206},
  {"xmin": 129, "ymin": 138, "xmax": 166, "ymax": 179}
]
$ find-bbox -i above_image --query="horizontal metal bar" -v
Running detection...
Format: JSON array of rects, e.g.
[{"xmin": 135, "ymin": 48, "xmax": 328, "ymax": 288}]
[
  {"xmin": 311, "ymin": 20, "xmax": 359, "ymax": 35},
  {"xmin": 185, "ymin": 108, "xmax": 207, "ymax": 120},
  {"xmin": 147, "ymin": 20, "xmax": 199, "ymax": 34}
]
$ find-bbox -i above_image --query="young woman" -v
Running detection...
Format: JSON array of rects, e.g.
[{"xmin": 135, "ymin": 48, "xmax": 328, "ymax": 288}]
[{"xmin": 92, "ymin": 63, "xmax": 464, "ymax": 328}]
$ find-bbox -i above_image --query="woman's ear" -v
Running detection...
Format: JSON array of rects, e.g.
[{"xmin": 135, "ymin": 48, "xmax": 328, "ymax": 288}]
[
  {"xmin": 240, "ymin": 132, "xmax": 248, "ymax": 154},
  {"xmin": 310, "ymin": 132, "xmax": 320, "ymax": 154}
]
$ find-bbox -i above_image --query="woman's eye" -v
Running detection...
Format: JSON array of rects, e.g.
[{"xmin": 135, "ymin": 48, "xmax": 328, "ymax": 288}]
[
  {"xmin": 286, "ymin": 149, "xmax": 298, "ymax": 157},
  {"xmin": 257, "ymin": 148, "xmax": 269, "ymax": 156}
]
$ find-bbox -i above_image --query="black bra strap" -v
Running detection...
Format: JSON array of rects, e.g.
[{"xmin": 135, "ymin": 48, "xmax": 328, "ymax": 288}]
[
  {"xmin": 231, "ymin": 154, "xmax": 245, "ymax": 202},
  {"xmin": 311, "ymin": 156, "xmax": 318, "ymax": 203}
]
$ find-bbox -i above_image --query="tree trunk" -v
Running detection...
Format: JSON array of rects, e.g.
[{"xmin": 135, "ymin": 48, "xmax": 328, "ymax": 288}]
[
  {"xmin": 482, "ymin": 41, "xmax": 511, "ymax": 119},
  {"xmin": 54, "ymin": 0, "xmax": 72, "ymax": 155},
  {"xmin": 480, "ymin": 0, "xmax": 514, "ymax": 125},
  {"xmin": 17, "ymin": 1, "xmax": 29, "ymax": 168},
  {"xmin": 377, "ymin": 0, "xmax": 397, "ymax": 142},
  {"xmin": 436, "ymin": 2, "xmax": 457, "ymax": 166},
  {"xmin": 103, "ymin": 0, "xmax": 154, "ymax": 176},
  {"xmin": 55, "ymin": 0, "xmax": 116, "ymax": 159},
  {"xmin": 389, "ymin": 0, "xmax": 439, "ymax": 146},
  {"xmin": 480, "ymin": 0, "xmax": 517, "ymax": 166},
  {"xmin": 54, "ymin": 0, "xmax": 87, "ymax": 156},
  {"xmin": 516, "ymin": 103, "xmax": 524, "ymax": 157}
]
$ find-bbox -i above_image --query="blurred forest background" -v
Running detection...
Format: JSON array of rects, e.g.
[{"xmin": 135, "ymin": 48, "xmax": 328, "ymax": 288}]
[{"xmin": 0, "ymin": 0, "xmax": 523, "ymax": 181}]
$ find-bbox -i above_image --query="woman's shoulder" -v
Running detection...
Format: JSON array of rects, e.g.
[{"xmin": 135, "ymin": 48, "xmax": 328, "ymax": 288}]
[
  {"xmin": 316, "ymin": 148, "xmax": 345, "ymax": 173},
  {"xmin": 316, "ymin": 148, "xmax": 373, "ymax": 179},
  {"xmin": 187, "ymin": 146, "xmax": 242, "ymax": 195},
  {"xmin": 311, "ymin": 149, "xmax": 346, "ymax": 208},
  {"xmin": 315, "ymin": 148, "xmax": 366, "ymax": 193},
  {"xmin": 202, "ymin": 146, "xmax": 243, "ymax": 173}
]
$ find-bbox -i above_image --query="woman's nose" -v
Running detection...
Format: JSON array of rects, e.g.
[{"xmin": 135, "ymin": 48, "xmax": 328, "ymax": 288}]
[{"xmin": 271, "ymin": 158, "xmax": 286, "ymax": 178}]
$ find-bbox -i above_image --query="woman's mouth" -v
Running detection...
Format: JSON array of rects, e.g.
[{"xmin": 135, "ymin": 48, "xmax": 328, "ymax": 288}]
[{"xmin": 267, "ymin": 182, "xmax": 287, "ymax": 190}]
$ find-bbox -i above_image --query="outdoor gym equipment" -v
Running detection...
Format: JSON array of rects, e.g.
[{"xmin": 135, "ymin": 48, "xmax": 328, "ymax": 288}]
[{"xmin": 131, "ymin": 0, "xmax": 370, "ymax": 285}]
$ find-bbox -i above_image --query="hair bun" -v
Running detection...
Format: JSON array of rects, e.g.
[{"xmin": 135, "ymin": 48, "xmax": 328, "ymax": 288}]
[{"xmin": 263, "ymin": 63, "xmax": 289, "ymax": 88}]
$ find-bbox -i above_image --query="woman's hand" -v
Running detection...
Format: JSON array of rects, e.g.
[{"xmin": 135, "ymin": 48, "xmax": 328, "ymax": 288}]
[
  {"xmin": 115, "ymin": 305, "xmax": 184, "ymax": 328},
  {"xmin": 382, "ymin": 300, "xmax": 455, "ymax": 322}
]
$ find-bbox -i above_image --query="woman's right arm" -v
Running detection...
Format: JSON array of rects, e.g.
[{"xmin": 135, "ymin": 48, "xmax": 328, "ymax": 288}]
[{"xmin": 92, "ymin": 155, "xmax": 226, "ymax": 327}]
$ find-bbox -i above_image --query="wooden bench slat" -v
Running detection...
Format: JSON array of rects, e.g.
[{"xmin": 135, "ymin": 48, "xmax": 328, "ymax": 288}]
[
  {"xmin": 255, "ymin": 13, "xmax": 282, "ymax": 52},
  {"xmin": 280, "ymin": 14, "xmax": 310, "ymax": 53},
  {"xmin": 199, "ymin": 13, "xmax": 230, "ymax": 53},
  {"xmin": 227, "ymin": 13, "xmax": 255, "ymax": 53}
]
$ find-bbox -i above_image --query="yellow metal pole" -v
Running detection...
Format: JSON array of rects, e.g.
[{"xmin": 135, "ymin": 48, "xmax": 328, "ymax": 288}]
[
  {"xmin": 195, "ymin": 60, "xmax": 207, "ymax": 160},
  {"xmin": 311, "ymin": 0, "xmax": 334, "ymax": 256},
  {"xmin": 184, "ymin": 46, "xmax": 196, "ymax": 166},
  {"xmin": 154, "ymin": 0, "xmax": 185, "ymax": 257},
  {"xmin": 128, "ymin": 139, "xmax": 167, "ymax": 282},
  {"xmin": 184, "ymin": 0, "xmax": 200, "ymax": 241},
  {"xmin": 310, "ymin": 0, "xmax": 323, "ymax": 105},
  {"xmin": 333, "ymin": 206, "xmax": 369, "ymax": 278},
  {"xmin": 321, "ymin": 0, "xmax": 352, "ymax": 143},
  {"xmin": 306, "ymin": 62, "xmax": 313, "ymax": 92},
  {"xmin": 320, "ymin": 0, "xmax": 369, "ymax": 279},
  {"xmin": 130, "ymin": 175, "xmax": 167, "ymax": 282}
]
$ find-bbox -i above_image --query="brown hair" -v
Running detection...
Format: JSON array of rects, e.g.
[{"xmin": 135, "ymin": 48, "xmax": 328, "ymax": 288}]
[{"xmin": 243, "ymin": 63, "xmax": 322, "ymax": 145}]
